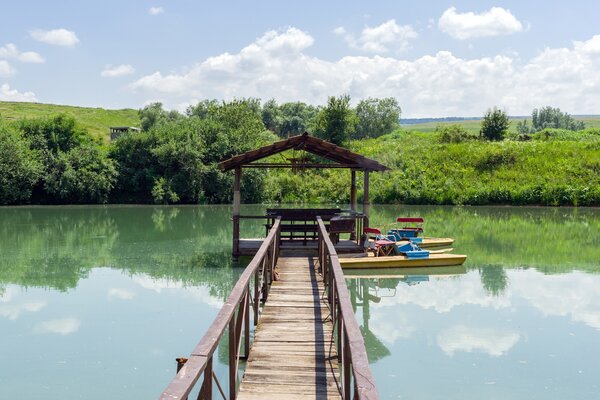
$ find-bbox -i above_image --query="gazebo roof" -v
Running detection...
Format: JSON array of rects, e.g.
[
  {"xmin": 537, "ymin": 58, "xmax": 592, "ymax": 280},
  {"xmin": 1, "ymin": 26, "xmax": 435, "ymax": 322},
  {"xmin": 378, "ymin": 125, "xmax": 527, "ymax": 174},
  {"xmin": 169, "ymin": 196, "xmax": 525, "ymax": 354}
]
[{"xmin": 217, "ymin": 132, "xmax": 389, "ymax": 172}]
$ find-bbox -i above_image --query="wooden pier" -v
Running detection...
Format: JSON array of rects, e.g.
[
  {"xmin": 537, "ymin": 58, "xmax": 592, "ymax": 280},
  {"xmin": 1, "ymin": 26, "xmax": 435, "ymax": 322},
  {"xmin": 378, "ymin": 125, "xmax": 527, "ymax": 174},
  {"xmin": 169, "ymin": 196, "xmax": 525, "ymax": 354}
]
[
  {"xmin": 160, "ymin": 218, "xmax": 378, "ymax": 400},
  {"xmin": 160, "ymin": 133, "xmax": 384, "ymax": 400},
  {"xmin": 237, "ymin": 254, "xmax": 340, "ymax": 399}
]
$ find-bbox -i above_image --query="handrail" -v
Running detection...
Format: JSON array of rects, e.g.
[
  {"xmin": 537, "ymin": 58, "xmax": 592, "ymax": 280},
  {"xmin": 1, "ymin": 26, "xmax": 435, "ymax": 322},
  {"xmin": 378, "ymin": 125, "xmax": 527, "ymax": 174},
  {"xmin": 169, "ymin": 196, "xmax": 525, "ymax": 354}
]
[
  {"xmin": 160, "ymin": 217, "xmax": 282, "ymax": 400},
  {"xmin": 317, "ymin": 216, "xmax": 379, "ymax": 400}
]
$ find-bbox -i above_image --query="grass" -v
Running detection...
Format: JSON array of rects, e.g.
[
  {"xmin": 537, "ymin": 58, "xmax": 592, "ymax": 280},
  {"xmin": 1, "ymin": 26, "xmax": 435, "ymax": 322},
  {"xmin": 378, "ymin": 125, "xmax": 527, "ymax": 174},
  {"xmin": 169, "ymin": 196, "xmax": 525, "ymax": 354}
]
[
  {"xmin": 0, "ymin": 101, "xmax": 139, "ymax": 142},
  {"xmin": 403, "ymin": 116, "xmax": 600, "ymax": 134},
  {"xmin": 267, "ymin": 128, "xmax": 600, "ymax": 206}
]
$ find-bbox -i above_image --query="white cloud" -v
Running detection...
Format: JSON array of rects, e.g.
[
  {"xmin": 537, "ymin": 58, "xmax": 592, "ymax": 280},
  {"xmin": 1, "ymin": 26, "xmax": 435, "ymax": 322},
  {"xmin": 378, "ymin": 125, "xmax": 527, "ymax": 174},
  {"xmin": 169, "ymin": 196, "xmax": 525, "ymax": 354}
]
[
  {"xmin": 30, "ymin": 28, "xmax": 79, "ymax": 47},
  {"xmin": 107, "ymin": 288, "xmax": 135, "ymax": 300},
  {"xmin": 101, "ymin": 64, "xmax": 135, "ymax": 78},
  {"xmin": 510, "ymin": 270, "xmax": 600, "ymax": 330},
  {"xmin": 0, "ymin": 288, "xmax": 47, "ymax": 320},
  {"xmin": 133, "ymin": 275, "xmax": 223, "ymax": 308},
  {"xmin": 335, "ymin": 19, "xmax": 418, "ymax": 53},
  {"xmin": 129, "ymin": 28, "xmax": 600, "ymax": 117},
  {"xmin": 149, "ymin": 6, "xmax": 164, "ymax": 15},
  {"xmin": 0, "ymin": 83, "xmax": 38, "ymax": 102},
  {"xmin": 437, "ymin": 325, "xmax": 521, "ymax": 356},
  {"xmin": 0, "ymin": 43, "xmax": 44, "ymax": 63},
  {"xmin": 438, "ymin": 7, "xmax": 523, "ymax": 40},
  {"xmin": 0, "ymin": 60, "xmax": 15, "ymax": 77},
  {"xmin": 34, "ymin": 317, "xmax": 81, "ymax": 335}
]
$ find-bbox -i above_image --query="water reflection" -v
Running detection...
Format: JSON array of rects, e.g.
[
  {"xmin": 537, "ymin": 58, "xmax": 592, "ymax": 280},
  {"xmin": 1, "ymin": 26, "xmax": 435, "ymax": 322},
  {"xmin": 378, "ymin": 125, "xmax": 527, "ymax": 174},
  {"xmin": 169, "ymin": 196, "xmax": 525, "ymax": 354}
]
[{"xmin": 348, "ymin": 266, "xmax": 468, "ymax": 363}]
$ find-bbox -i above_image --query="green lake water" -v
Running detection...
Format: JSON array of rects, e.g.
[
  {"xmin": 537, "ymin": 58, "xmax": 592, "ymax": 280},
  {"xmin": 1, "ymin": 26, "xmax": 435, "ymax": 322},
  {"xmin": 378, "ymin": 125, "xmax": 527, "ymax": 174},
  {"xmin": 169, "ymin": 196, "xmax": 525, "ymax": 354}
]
[{"xmin": 1, "ymin": 205, "xmax": 599, "ymax": 399}]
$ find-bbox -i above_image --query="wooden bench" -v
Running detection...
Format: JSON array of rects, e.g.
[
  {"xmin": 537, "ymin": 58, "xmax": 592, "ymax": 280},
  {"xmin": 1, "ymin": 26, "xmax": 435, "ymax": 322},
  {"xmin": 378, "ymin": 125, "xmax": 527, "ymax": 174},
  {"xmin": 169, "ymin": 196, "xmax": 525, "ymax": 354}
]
[{"xmin": 265, "ymin": 208, "xmax": 341, "ymax": 243}]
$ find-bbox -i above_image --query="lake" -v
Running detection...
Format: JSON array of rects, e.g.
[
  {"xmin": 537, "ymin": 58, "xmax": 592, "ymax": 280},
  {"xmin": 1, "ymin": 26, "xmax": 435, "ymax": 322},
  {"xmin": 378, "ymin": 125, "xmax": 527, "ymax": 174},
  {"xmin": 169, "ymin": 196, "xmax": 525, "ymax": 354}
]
[{"xmin": 1, "ymin": 205, "xmax": 599, "ymax": 399}]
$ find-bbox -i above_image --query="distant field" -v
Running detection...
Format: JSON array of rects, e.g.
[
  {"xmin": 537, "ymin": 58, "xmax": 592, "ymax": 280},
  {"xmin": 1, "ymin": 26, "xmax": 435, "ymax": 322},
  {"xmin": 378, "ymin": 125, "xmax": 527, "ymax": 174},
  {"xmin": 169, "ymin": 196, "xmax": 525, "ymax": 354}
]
[
  {"xmin": 0, "ymin": 101, "xmax": 139, "ymax": 142},
  {"xmin": 403, "ymin": 116, "xmax": 600, "ymax": 134}
]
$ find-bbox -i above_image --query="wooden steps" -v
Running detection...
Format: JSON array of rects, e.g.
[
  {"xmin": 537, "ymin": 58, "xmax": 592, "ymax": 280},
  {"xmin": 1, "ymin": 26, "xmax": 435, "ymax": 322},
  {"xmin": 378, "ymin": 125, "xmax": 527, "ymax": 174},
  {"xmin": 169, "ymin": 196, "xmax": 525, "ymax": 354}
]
[{"xmin": 237, "ymin": 256, "xmax": 342, "ymax": 400}]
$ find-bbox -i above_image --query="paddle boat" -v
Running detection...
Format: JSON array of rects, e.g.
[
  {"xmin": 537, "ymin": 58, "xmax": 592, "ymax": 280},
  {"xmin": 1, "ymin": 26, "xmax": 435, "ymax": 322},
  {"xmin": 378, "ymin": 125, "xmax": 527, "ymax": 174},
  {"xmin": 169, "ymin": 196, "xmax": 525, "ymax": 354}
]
[
  {"xmin": 388, "ymin": 217, "xmax": 454, "ymax": 249},
  {"xmin": 339, "ymin": 227, "xmax": 467, "ymax": 269}
]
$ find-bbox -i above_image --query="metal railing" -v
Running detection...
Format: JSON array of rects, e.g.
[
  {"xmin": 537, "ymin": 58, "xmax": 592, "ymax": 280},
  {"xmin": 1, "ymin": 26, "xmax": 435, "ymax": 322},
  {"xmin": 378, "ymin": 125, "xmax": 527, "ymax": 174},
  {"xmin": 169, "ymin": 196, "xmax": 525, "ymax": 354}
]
[
  {"xmin": 160, "ymin": 217, "xmax": 281, "ymax": 400},
  {"xmin": 317, "ymin": 216, "xmax": 379, "ymax": 400}
]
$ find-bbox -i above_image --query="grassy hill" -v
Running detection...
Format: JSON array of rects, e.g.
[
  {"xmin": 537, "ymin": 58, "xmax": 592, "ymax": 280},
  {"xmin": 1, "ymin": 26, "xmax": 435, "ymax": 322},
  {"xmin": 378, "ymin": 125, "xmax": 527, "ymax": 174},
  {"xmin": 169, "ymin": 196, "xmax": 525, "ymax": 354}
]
[
  {"xmin": 0, "ymin": 101, "xmax": 139, "ymax": 142},
  {"xmin": 403, "ymin": 116, "xmax": 600, "ymax": 134}
]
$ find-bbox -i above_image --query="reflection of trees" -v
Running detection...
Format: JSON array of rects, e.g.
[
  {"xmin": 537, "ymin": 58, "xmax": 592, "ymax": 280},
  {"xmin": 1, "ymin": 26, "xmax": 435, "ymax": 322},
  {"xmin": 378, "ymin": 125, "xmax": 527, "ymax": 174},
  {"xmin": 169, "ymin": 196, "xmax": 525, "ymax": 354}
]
[
  {"xmin": 0, "ymin": 206, "xmax": 262, "ymax": 297},
  {"xmin": 478, "ymin": 264, "xmax": 509, "ymax": 296},
  {"xmin": 348, "ymin": 278, "xmax": 393, "ymax": 363},
  {"xmin": 368, "ymin": 205, "xmax": 600, "ymax": 273}
]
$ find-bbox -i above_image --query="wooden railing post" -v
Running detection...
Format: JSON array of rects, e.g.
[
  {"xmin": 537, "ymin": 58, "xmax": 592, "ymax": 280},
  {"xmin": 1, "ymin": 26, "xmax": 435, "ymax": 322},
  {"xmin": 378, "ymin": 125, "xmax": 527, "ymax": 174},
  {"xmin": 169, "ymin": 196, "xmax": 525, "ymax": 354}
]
[
  {"xmin": 244, "ymin": 290, "xmax": 250, "ymax": 359},
  {"xmin": 229, "ymin": 318, "xmax": 236, "ymax": 400},
  {"xmin": 201, "ymin": 357, "xmax": 213, "ymax": 400}
]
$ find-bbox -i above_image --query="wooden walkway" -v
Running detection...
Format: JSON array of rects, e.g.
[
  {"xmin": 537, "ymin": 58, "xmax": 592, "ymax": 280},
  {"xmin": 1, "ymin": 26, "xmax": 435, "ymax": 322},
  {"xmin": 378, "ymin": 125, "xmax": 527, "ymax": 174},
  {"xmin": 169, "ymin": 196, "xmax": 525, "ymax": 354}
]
[{"xmin": 237, "ymin": 253, "xmax": 342, "ymax": 399}]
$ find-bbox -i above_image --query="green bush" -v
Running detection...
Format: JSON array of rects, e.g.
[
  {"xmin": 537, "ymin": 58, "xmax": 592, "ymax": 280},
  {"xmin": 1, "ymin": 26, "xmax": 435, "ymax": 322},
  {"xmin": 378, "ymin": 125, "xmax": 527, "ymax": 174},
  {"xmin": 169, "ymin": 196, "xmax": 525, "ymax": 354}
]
[
  {"xmin": 481, "ymin": 108, "xmax": 509, "ymax": 141},
  {"xmin": 0, "ymin": 123, "xmax": 42, "ymax": 204},
  {"xmin": 436, "ymin": 124, "xmax": 474, "ymax": 143}
]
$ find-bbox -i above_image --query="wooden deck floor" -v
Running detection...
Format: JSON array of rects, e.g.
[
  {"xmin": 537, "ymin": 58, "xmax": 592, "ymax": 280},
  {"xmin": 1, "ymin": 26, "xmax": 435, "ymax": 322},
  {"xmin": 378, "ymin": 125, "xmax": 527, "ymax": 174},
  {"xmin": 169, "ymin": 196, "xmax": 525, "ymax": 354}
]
[{"xmin": 237, "ymin": 253, "xmax": 342, "ymax": 399}]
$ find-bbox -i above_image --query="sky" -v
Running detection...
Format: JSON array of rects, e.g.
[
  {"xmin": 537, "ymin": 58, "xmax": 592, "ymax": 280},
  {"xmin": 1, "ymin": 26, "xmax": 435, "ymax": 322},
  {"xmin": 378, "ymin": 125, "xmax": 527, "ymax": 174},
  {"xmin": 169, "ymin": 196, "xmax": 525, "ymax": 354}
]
[{"xmin": 1, "ymin": 0, "xmax": 600, "ymax": 117}]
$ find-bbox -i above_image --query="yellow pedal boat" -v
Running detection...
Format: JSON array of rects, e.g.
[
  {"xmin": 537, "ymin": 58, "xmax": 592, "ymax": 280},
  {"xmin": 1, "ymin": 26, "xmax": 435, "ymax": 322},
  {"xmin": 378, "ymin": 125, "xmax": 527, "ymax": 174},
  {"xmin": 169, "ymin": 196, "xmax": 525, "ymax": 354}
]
[{"xmin": 339, "ymin": 252, "xmax": 467, "ymax": 269}]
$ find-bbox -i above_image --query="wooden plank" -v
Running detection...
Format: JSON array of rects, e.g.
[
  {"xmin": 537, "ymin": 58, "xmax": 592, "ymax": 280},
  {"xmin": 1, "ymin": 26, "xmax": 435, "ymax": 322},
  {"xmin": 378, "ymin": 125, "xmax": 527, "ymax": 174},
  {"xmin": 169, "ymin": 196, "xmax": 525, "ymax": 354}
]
[{"xmin": 238, "ymin": 255, "xmax": 342, "ymax": 400}]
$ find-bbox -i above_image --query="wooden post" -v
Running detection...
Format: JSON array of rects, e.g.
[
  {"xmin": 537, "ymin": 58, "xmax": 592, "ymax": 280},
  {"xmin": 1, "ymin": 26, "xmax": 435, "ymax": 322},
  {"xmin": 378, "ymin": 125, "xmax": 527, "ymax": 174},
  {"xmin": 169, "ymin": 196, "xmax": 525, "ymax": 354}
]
[
  {"xmin": 350, "ymin": 170, "xmax": 357, "ymax": 241},
  {"xmin": 233, "ymin": 167, "xmax": 241, "ymax": 259},
  {"xmin": 350, "ymin": 170, "xmax": 357, "ymax": 211},
  {"xmin": 363, "ymin": 169, "xmax": 370, "ymax": 228}
]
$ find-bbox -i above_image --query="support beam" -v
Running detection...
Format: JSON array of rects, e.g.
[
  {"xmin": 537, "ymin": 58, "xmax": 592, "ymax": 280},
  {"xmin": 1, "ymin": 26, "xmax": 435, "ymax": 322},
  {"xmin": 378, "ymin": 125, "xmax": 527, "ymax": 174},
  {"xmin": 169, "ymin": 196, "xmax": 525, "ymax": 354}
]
[
  {"xmin": 363, "ymin": 170, "xmax": 370, "ymax": 228},
  {"xmin": 350, "ymin": 170, "xmax": 357, "ymax": 240},
  {"xmin": 350, "ymin": 170, "xmax": 357, "ymax": 212},
  {"xmin": 233, "ymin": 167, "xmax": 241, "ymax": 258}
]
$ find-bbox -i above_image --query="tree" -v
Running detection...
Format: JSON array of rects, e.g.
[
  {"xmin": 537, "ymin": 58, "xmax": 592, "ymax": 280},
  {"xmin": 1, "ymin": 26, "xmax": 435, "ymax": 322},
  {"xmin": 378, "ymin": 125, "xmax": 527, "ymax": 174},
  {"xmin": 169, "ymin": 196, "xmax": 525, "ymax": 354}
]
[
  {"xmin": 0, "ymin": 123, "xmax": 42, "ymax": 204},
  {"xmin": 139, "ymin": 102, "xmax": 183, "ymax": 131},
  {"xmin": 314, "ymin": 95, "xmax": 357, "ymax": 145},
  {"xmin": 480, "ymin": 108, "xmax": 509, "ymax": 141},
  {"xmin": 18, "ymin": 115, "xmax": 117, "ymax": 203},
  {"xmin": 261, "ymin": 99, "xmax": 282, "ymax": 133},
  {"xmin": 354, "ymin": 97, "xmax": 401, "ymax": 139},
  {"xmin": 531, "ymin": 106, "xmax": 585, "ymax": 132},
  {"xmin": 278, "ymin": 102, "xmax": 319, "ymax": 138}
]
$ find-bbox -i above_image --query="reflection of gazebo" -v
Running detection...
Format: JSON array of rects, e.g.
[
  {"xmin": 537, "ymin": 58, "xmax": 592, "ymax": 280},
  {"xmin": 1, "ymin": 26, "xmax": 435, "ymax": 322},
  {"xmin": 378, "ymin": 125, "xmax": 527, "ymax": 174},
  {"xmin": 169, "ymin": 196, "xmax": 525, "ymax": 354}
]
[{"xmin": 218, "ymin": 132, "xmax": 389, "ymax": 258}]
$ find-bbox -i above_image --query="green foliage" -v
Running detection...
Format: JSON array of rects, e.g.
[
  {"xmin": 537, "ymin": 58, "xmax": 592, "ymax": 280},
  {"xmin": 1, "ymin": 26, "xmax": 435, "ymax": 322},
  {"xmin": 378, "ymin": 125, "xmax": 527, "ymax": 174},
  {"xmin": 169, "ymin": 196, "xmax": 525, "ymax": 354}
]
[
  {"xmin": 138, "ymin": 102, "xmax": 183, "ymax": 131},
  {"xmin": 262, "ymin": 101, "xmax": 319, "ymax": 138},
  {"xmin": 18, "ymin": 113, "xmax": 91, "ymax": 153},
  {"xmin": 261, "ymin": 99, "xmax": 282, "ymax": 132},
  {"xmin": 480, "ymin": 108, "xmax": 509, "ymax": 141},
  {"xmin": 152, "ymin": 177, "xmax": 180, "ymax": 204},
  {"xmin": 43, "ymin": 145, "xmax": 117, "ymax": 203},
  {"xmin": 0, "ymin": 123, "xmax": 42, "ymax": 204},
  {"xmin": 14, "ymin": 115, "xmax": 117, "ymax": 204},
  {"xmin": 436, "ymin": 124, "xmax": 475, "ymax": 143},
  {"xmin": 531, "ymin": 106, "xmax": 585, "ymax": 132},
  {"xmin": 112, "ymin": 99, "xmax": 272, "ymax": 204},
  {"xmin": 354, "ymin": 97, "xmax": 400, "ymax": 139},
  {"xmin": 314, "ymin": 95, "xmax": 356, "ymax": 145}
]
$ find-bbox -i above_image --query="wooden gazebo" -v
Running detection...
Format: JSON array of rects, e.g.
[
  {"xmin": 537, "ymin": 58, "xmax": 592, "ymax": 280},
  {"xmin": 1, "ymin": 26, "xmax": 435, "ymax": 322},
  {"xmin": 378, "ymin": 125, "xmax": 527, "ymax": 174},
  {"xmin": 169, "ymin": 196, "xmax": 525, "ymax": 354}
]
[{"xmin": 217, "ymin": 132, "xmax": 389, "ymax": 257}]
